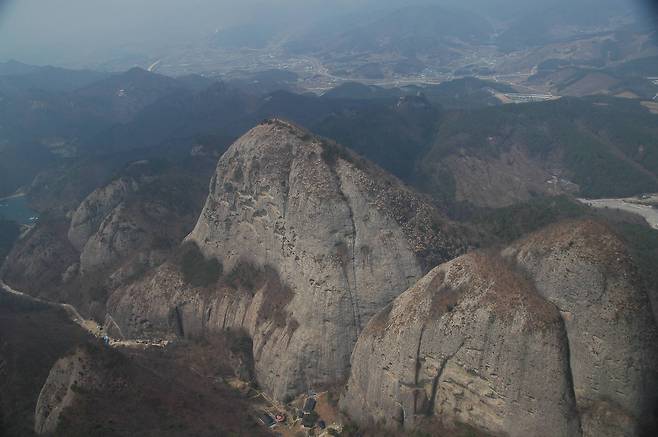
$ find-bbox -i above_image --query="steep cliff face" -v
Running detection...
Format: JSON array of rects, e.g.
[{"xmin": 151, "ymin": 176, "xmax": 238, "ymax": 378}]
[
  {"xmin": 1, "ymin": 160, "xmax": 207, "ymax": 320},
  {"xmin": 68, "ymin": 177, "xmax": 134, "ymax": 253},
  {"xmin": 1, "ymin": 219, "xmax": 78, "ymax": 301},
  {"xmin": 108, "ymin": 119, "xmax": 472, "ymax": 400},
  {"xmin": 503, "ymin": 220, "xmax": 658, "ymax": 437},
  {"xmin": 67, "ymin": 161, "xmax": 204, "ymax": 277},
  {"xmin": 34, "ymin": 348, "xmax": 99, "ymax": 435},
  {"xmin": 106, "ymin": 257, "xmax": 295, "ymax": 381},
  {"xmin": 342, "ymin": 219, "xmax": 658, "ymax": 437},
  {"xmin": 341, "ymin": 252, "xmax": 580, "ymax": 437}
]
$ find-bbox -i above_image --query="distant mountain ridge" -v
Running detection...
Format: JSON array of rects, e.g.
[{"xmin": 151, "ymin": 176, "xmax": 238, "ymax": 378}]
[
  {"xmin": 2, "ymin": 62, "xmax": 658, "ymax": 436},
  {"xmin": 0, "ymin": 60, "xmax": 110, "ymax": 94},
  {"xmin": 2, "ymin": 62, "xmax": 657, "ymax": 207},
  {"xmin": 287, "ymin": 4, "xmax": 493, "ymax": 55}
]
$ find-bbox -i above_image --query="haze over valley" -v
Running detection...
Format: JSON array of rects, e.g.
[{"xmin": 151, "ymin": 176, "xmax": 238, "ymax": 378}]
[{"xmin": 1, "ymin": 1, "xmax": 658, "ymax": 436}]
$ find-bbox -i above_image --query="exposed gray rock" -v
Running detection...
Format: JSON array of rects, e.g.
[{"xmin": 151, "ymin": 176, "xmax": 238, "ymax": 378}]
[
  {"xmin": 1, "ymin": 220, "xmax": 78, "ymax": 300},
  {"xmin": 68, "ymin": 177, "xmax": 134, "ymax": 252},
  {"xmin": 78, "ymin": 203, "xmax": 149, "ymax": 274},
  {"xmin": 108, "ymin": 119, "xmax": 472, "ymax": 400},
  {"xmin": 34, "ymin": 348, "xmax": 99, "ymax": 435},
  {"xmin": 503, "ymin": 219, "xmax": 658, "ymax": 437},
  {"xmin": 341, "ymin": 252, "xmax": 581, "ymax": 437},
  {"xmin": 107, "ymin": 260, "xmax": 290, "ymax": 379},
  {"xmin": 343, "ymin": 219, "xmax": 658, "ymax": 437},
  {"xmin": 65, "ymin": 161, "xmax": 204, "ymax": 278}
]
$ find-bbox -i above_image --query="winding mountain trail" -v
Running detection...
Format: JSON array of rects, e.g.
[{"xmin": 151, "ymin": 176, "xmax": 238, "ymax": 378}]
[{"xmin": 0, "ymin": 280, "xmax": 167, "ymax": 349}]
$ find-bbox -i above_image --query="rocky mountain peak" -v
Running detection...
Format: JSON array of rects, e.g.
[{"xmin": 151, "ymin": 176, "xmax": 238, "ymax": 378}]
[
  {"xmin": 343, "ymin": 218, "xmax": 658, "ymax": 436},
  {"xmin": 108, "ymin": 121, "xmax": 472, "ymax": 401}
]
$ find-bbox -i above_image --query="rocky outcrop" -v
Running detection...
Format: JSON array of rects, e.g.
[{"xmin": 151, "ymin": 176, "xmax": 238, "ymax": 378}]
[
  {"xmin": 342, "ymin": 219, "xmax": 658, "ymax": 437},
  {"xmin": 108, "ymin": 120, "xmax": 472, "ymax": 400},
  {"xmin": 107, "ymin": 259, "xmax": 253, "ymax": 340},
  {"xmin": 107, "ymin": 258, "xmax": 295, "ymax": 387},
  {"xmin": 2, "ymin": 160, "xmax": 207, "ymax": 320},
  {"xmin": 503, "ymin": 219, "xmax": 658, "ymax": 437},
  {"xmin": 68, "ymin": 177, "xmax": 134, "ymax": 252},
  {"xmin": 341, "ymin": 252, "xmax": 580, "ymax": 437},
  {"xmin": 1, "ymin": 219, "xmax": 78, "ymax": 301},
  {"xmin": 66, "ymin": 160, "xmax": 205, "ymax": 278},
  {"xmin": 34, "ymin": 348, "xmax": 99, "ymax": 435},
  {"xmin": 77, "ymin": 203, "xmax": 151, "ymax": 274}
]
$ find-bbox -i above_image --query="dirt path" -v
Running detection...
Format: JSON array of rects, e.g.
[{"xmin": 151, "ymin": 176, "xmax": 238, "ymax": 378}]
[{"xmin": 0, "ymin": 280, "xmax": 167, "ymax": 349}]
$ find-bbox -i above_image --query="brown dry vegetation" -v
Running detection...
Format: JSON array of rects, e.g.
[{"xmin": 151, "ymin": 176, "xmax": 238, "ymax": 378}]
[
  {"xmin": 471, "ymin": 251, "xmax": 560, "ymax": 330},
  {"xmin": 177, "ymin": 241, "xmax": 223, "ymax": 287},
  {"xmin": 0, "ymin": 218, "xmax": 78, "ymax": 301},
  {"xmin": 339, "ymin": 416, "xmax": 492, "ymax": 437},
  {"xmin": 514, "ymin": 218, "xmax": 633, "ymax": 273},
  {"xmin": 428, "ymin": 251, "xmax": 560, "ymax": 331},
  {"xmin": 0, "ymin": 290, "xmax": 272, "ymax": 437},
  {"xmin": 0, "ymin": 292, "xmax": 91, "ymax": 437},
  {"xmin": 428, "ymin": 269, "xmax": 464, "ymax": 320},
  {"xmin": 55, "ymin": 337, "xmax": 271, "ymax": 437}
]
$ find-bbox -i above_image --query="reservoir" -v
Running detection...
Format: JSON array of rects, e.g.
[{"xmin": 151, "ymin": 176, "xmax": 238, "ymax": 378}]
[{"xmin": 0, "ymin": 195, "xmax": 39, "ymax": 225}]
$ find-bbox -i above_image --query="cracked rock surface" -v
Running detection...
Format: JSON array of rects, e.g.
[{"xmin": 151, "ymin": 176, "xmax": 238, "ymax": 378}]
[
  {"xmin": 342, "ymin": 220, "xmax": 658, "ymax": 437},
  {"xmin": 341, "ymin": 251, "xmax": 580, "ymax": 436},
  {"xmin": 504, "ymin": 219, "xmax": 658, "ymax": 437},
  {"xmin": 109, "ymin": 120, "xmax": 472, "ymax": 400}
]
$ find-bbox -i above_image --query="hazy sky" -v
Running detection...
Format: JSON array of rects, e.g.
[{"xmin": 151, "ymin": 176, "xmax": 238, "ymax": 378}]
[
  {"xmin": 0, "ymin": 0, "xmax": 353, "ymax": 65},
  {"xmin": 0, "ymin": 0, "xmax": 653, "ymax": 68},
  {"xmin": 0, "ymin": 0, "xmax": 262, "ymax": 64}
]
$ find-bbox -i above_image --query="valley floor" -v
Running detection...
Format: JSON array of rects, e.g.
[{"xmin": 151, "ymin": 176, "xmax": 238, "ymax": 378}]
[{"xmin": 579, "ymin": 194, "xmax": 658, "ymax": 229}]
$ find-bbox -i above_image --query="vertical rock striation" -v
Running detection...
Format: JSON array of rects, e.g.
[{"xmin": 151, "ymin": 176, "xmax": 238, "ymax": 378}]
[
  {"xmin": 343, "ymin": 219, "xmax": 658, "ymax": 437},
  {"xmin": 341, "ymin": 252, "xmax": 581, "ymax": 437},
  {"xmin": 109, "ymin": 119, "xmax": 471, "ymax": 400},
  {"xmin": 503, "ymin": 219, "xmax": 658, "ymax": 437}
]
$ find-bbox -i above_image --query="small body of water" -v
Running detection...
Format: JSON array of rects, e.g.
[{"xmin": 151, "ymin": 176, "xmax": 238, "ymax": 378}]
[{"xmin": 0, "ymin": 195, "xmax": 39, "ymax": 225}]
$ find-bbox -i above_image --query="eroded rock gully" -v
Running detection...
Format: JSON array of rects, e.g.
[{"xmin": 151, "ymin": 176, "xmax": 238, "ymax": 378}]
[
  {"xmin": 106, "ymin": 120, "xmax": 472, "ymax": 400},
  {"xmin": 341, "ymin": 220, "xmax": 658, "ymax": 437}
]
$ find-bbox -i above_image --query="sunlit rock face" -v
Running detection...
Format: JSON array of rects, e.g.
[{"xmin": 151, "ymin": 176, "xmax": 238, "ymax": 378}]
[
  {"xmin": 109, "ymin": 119, "xmax": 471, "ymax": 400},
  {"xmin": 343, "ymin": 220, "xmax": 658, "ymax": 437}
]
